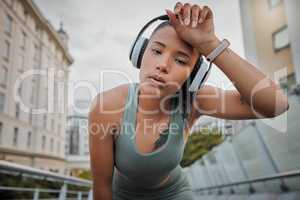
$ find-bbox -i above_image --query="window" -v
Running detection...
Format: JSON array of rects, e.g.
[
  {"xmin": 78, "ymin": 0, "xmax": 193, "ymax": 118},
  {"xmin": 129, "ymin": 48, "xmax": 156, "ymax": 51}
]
[
  {"xmin": 3, "ymin": 41, "xmax": 10, "ymax": 61},
  {"xmin": 18, "ymin": 81, "xmax": 22, "ymax": 97},
  {"xmin": 0, "ymin": 66, "xmax": 8, "ymax": 87},
  {"xmin": 272, "ymin": 25, "xmax": 290, "ymax": 52},
  {"xmin": 15, "ymin": 103, "xmax": 20, "ymax": 119},
  {"xmin": 42, "ymin": 135, "xmax": 46, "ymax": 150},
  {"xmin": 18, "ymin": 54, "xmax": 25, "ymax": 72},
  {"xmin": 268, "ymin": 0, "xmax": 282, "ymax": 8},
  {"xmin": 0, "ymin": 122, "xmax": 3, "ymax": 145},
  {"xmin": 43, "ymin": 114, "xmax": 47, "ymax": 128},
  {"xmin": 279, "ymin": 73, "xmax": 296, "ymax": 91},
  {"xmin": 35, "ymin": 24, "xmax": 41, "ymax": 38},
  {"xmin": 13, "ymin": 127, "xmax": 18, "ymax": 147},
  {"xmin": 58, "ymin": 124, "xmax": 61, "ymax": 135},
  {"xmin": 28, "ymin": 109, "xmax": 32, "ymax": 124},
  {"xmin": 51, "ymin": 119, "xmax": 55, "ymax": 130},
  {"xmin": 30, "ymin": 79, "xmax": 35, "ymax": 104},
  {"xmin": 21, "ymin": 32, "xmax": 26, "ymax": 50},
  {"xmin": 57, "ymin": 141, "xmax": 60, "ymax": 155},
  {"xmin": 33, "ymin": 60, "xmax": 39, "ymax": 69},
  {"xmin": 24, "ymin": 10, "xmax": 29, "ymax": 24},
  {"xmin": 30, "ymin": 89, "xmax": 35, "ymax": 105},
  {"xmin": 50, "ymin": 138, "xmax": 54, "ymax": 152},
  {"xmin": 4, "ymin": 14, "xmax": 13, "ymax": 36},
  {"xmin": 27, "ymin": 131, "xmax": 31, "ymax": 148},
  {"xmin": 0, "ymin": 93, "xmax": 5, "ymax": 113},
  {"xmin": 34, "ymin": 44, "xmax": 40, "ymax": 61}
]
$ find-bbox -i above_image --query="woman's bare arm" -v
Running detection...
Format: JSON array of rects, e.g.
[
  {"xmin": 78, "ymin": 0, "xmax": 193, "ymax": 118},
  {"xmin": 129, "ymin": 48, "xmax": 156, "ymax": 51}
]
[
  {"xmin": 197, "ymin": 39, "xmax": 289, "ymax": 118},
  {"xmin": 89, "ymin": 93, "xmax": 114, "ymax": 200},
  {"xmin": 166, "ymin": 3, "xmax": 289, "ymax": 118},
  {"xmin": 88, "ymin": 84, "xmax": 129, "ymax": 200}
]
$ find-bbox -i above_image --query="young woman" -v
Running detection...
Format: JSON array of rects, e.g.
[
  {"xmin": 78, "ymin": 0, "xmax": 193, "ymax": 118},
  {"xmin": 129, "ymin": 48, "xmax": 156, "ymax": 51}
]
[{"xmin": 89, "ymin": 2, "xmax": 289, "ymax": 200}]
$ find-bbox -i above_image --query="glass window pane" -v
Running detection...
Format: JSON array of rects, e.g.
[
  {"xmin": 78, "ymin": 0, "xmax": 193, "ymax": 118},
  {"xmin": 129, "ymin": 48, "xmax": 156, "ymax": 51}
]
[
  {"xmin": 219, "ymin": 141, "xmax": 246, "ymax": 182},
  {"xmin": 273, "ymin": 26, "xmax": 290, "ymax": 51},
  {"xmin": 3, "ymin": 41, "xmax": 10, "ymax": 60},
  {"xmin": 0, "ymin": 66, "xmax": 8, "ymax": 86},
  {"xmin": 269, "ymin": 0, "xmax": 281, "ymax": 8},
  {"xmin": 0, "ymin": 93, "xmax": 5, "ymax": 112},
  {"xmin": 232, "ymin": 125, "xmax": 276, "ymax": 178},
  {"xmin": 4, "ymin": 15, "xmax": 13, "ymax": 35}
]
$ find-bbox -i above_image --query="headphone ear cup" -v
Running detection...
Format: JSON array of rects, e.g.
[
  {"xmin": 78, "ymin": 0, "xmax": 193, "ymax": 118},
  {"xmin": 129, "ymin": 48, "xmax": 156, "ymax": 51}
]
[
  {"xmin": 129, "ymin": 37, "xmax": 149, "ymax": 68},
  {"xmin": 188, "ymin": 57, "xmax": 211, "ymax": 92},
  {"xmin": 200, "ymin": 65, "xmax": 212, "ymax": 86}
]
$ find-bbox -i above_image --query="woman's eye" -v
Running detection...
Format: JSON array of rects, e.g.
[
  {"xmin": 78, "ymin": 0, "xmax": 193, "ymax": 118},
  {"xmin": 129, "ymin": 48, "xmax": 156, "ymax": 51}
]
[
  {"xmin": 175, "ymin": 58, "xmax": 187, "ymax": 65},
  {"xmin": 151, "ymin": 48, "xmax": 161, "ymax": 55}
]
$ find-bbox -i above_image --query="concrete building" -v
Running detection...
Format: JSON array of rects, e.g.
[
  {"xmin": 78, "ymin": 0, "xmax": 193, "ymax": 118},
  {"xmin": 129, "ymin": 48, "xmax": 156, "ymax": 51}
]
[
  {"xmin": 65, "ymin": 100, "xmax": 90, "ymax": 176},
  {"xmin": 239, "ymin": 0, "xmax": 299, "ymax": 89},
  {"xmin": 0, "ymin": 0, "xmax": 73, "ymax": 174}
]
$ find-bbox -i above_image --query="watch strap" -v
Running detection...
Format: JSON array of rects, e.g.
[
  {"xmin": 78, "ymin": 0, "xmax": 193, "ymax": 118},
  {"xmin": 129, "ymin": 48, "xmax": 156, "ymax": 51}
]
[{"xmin": 206, "ymin": 39, "xmax": 230, "ymax": 62}]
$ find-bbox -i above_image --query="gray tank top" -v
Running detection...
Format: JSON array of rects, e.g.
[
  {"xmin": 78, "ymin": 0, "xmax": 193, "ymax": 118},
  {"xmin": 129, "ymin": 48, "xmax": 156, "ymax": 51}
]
[{"xmin": 114, "ymin": 82, "xmax": 186, "ymax": 188}]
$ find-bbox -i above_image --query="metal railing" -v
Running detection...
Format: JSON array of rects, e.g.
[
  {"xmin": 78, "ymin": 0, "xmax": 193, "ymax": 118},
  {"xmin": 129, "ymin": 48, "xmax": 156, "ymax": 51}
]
[
  {"xmin": 0, "ymin": 186, "xmax": 92, "ymax": 200},
  {"xmin": 193, "ymin": 169, "xmax": 300, "ymax": 194},
  {"xmin": 186, "ymin": 86, "xmax": 300, "ymax": 195},
  {"xmin": 0, "ymin": 161, "xmax": 93, "ymax": 200}
]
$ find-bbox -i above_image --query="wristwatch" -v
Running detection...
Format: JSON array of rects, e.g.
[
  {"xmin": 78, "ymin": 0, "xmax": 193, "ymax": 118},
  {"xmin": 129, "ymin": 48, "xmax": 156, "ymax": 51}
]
[{"xmin": 206, "ymin": 39, "xmax": 230, "ymax": 62}]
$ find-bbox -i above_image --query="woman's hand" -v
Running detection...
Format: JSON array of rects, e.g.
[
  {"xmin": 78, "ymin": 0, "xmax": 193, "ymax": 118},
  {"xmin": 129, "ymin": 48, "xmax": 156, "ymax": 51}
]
[{"xmin": 165, "ymin": 2, "xmax": 219, "ymax": 55}]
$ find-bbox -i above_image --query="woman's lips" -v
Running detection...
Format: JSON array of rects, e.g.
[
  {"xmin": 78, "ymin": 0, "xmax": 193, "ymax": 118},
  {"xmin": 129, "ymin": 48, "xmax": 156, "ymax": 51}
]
[{"xmin": 148, "ymin": 76, "xmax": 166, "ymax": 87}]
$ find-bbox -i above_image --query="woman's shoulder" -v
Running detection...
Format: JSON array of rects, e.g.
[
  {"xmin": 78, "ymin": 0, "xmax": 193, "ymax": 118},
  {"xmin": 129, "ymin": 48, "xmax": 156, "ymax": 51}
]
[
  {"xmin": 89, "ymin": 83, "xmax": 131, "ymax": 115},
  {"xmin": 88, "ymin": 83, "xmax": 133, "ymax": 141}
]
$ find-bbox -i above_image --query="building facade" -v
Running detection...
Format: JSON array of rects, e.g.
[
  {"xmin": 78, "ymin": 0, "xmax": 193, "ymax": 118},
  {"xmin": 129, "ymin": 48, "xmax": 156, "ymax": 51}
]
[
  {"xmin": 65, "ymin": 100, "xmax": 90, "ymax": 176},
  {"xmin": 0, "ymin": 0, "xmax": 73, "ymax": 173},
  {"xmin": 239, "ymin": 0, "xmax": 299, "ymax": 89},
  {"xmin": 66, "ymin": 115, "xmax": 89, "ymax": 157}
]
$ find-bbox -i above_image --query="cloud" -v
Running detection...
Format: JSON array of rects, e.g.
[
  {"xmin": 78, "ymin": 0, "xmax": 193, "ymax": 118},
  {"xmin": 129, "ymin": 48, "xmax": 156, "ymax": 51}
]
[{"xmin": 34, "ymin": 0, "xmax": 244, "ymax": 102}]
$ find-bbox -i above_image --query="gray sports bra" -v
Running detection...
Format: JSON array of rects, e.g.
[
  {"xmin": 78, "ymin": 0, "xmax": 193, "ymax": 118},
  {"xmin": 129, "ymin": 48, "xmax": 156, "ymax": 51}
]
[{"xmin": 114, "ymin": 82, "xmax": 186, "ymax": 188}]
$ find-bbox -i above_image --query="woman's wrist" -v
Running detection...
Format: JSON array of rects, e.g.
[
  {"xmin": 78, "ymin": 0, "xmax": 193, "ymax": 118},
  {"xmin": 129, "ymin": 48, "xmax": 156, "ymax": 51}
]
[{"xmin": 196, "ymin": 36, "xmax": 221, "ymax": 57}]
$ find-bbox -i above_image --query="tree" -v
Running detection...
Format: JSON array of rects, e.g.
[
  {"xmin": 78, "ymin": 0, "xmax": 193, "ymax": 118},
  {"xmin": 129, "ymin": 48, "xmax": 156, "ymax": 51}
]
[
  {"xmin": 77, "ymin": 170, "xmax": 92, "ymax": 180},
  {"xmin": 180, "ymin": 126, "xmax": 224, "ymax": 167}
]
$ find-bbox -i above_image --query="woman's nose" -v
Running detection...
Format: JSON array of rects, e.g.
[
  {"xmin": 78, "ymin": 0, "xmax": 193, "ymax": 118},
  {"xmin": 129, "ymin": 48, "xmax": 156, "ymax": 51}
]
[{"xmin": 156, "ymin": 56, "xmax": 171, "ymax": 73}]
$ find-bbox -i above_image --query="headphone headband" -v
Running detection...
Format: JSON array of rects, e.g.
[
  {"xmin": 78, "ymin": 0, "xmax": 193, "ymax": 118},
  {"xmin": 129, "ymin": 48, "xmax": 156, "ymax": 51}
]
[{"xmin": 129, "ymin": 15, "xmax": 169, "ymax": 60}]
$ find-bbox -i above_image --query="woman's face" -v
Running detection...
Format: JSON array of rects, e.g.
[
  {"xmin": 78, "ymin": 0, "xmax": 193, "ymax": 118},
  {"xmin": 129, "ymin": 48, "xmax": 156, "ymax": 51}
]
[{"xmin": 139, "ymin": 25, "xmax": 199, "ymax": 99}]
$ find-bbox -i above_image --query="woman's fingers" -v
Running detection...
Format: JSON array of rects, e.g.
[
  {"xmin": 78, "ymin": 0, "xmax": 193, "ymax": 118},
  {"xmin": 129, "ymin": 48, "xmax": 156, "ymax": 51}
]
[
  {"xmin": 200, "ymin": 6, "xmax": 213, "ymax": 23},
  {"xmin": 174, "ymin": 2, "xmax": 184, "ymax": 25},
  {"xmin": 172, "ymin": 3, "xmax": 211, "ymax": 26},
  {"xmin": 191, "ymin": 5, "xmax": 200, "ymax": 28},
  {"xmin": 182, "ymin": 3, "xmax": 191, "ymax": 25},
  {"xmin": 165, "ymin": 9, "xmax": 180, "ymax": 27},
  {"xmin": 174, "ymin": 2, "xmax": 183, "ymax": 14}
]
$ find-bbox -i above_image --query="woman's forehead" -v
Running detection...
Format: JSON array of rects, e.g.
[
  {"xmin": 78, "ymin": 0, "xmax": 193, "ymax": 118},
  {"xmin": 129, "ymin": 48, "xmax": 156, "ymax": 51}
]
[{"xmin": 149, "ymin": 25, "xmax": 195, "ymax": 55}]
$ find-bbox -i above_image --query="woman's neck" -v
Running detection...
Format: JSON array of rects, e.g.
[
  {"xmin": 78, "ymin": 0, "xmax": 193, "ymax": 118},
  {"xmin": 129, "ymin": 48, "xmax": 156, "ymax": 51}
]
[{"xmin": 137, "ymin": 89, "xmax": 172, "ymax": 119}]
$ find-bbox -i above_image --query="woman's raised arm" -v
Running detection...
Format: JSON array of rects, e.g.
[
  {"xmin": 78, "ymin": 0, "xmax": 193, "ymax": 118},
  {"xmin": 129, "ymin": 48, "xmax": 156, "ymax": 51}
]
[{"xmin": 166, "ymin": 2, "xmax": 289, "ymax": 118}]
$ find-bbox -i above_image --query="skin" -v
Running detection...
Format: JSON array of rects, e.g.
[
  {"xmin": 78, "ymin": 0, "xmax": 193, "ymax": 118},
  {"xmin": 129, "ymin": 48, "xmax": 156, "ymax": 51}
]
[{"xmin": 89, "ymin": 3, "xmax": 289, "ymax": 199}]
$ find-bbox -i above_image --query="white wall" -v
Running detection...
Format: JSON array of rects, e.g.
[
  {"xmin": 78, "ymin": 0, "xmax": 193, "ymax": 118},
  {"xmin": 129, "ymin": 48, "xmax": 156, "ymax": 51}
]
[{"xmin": 284, "ymin": 0, "xmax": 300, "ymax": 84}]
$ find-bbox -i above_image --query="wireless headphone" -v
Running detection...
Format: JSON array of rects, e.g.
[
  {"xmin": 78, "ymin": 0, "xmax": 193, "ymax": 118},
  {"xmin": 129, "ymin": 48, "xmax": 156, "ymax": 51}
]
[{"xmin": 129, "ymin": 14, "xmax": 212, "ymax": 92}]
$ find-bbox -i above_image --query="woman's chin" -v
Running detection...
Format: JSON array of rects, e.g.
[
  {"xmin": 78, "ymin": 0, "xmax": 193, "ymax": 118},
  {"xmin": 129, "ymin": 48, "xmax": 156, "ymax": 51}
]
[
  {"xmin": 142, "ymin": 78, "xmax": 167, "ymax": 89},
  {"xmin": 139, "ymin": 81, "xmax": 163, "ymax": 96}
]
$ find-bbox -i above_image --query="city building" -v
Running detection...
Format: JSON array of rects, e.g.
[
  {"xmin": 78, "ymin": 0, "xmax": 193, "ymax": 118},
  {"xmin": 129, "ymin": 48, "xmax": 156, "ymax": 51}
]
[
  {"xmin": 0, "ymin": 0, "xmax": 73, "ymax": 173},
  {"xmin": 65, "ymin": 100, "xmax": 90, "ymax": 176},
  {"xmin": 191, "ymin": 0, "xmax": 300, "ymax": 140},
  {"xmin": 239, "ymin": 0, "xmax": 299, "ymax": 90}
]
